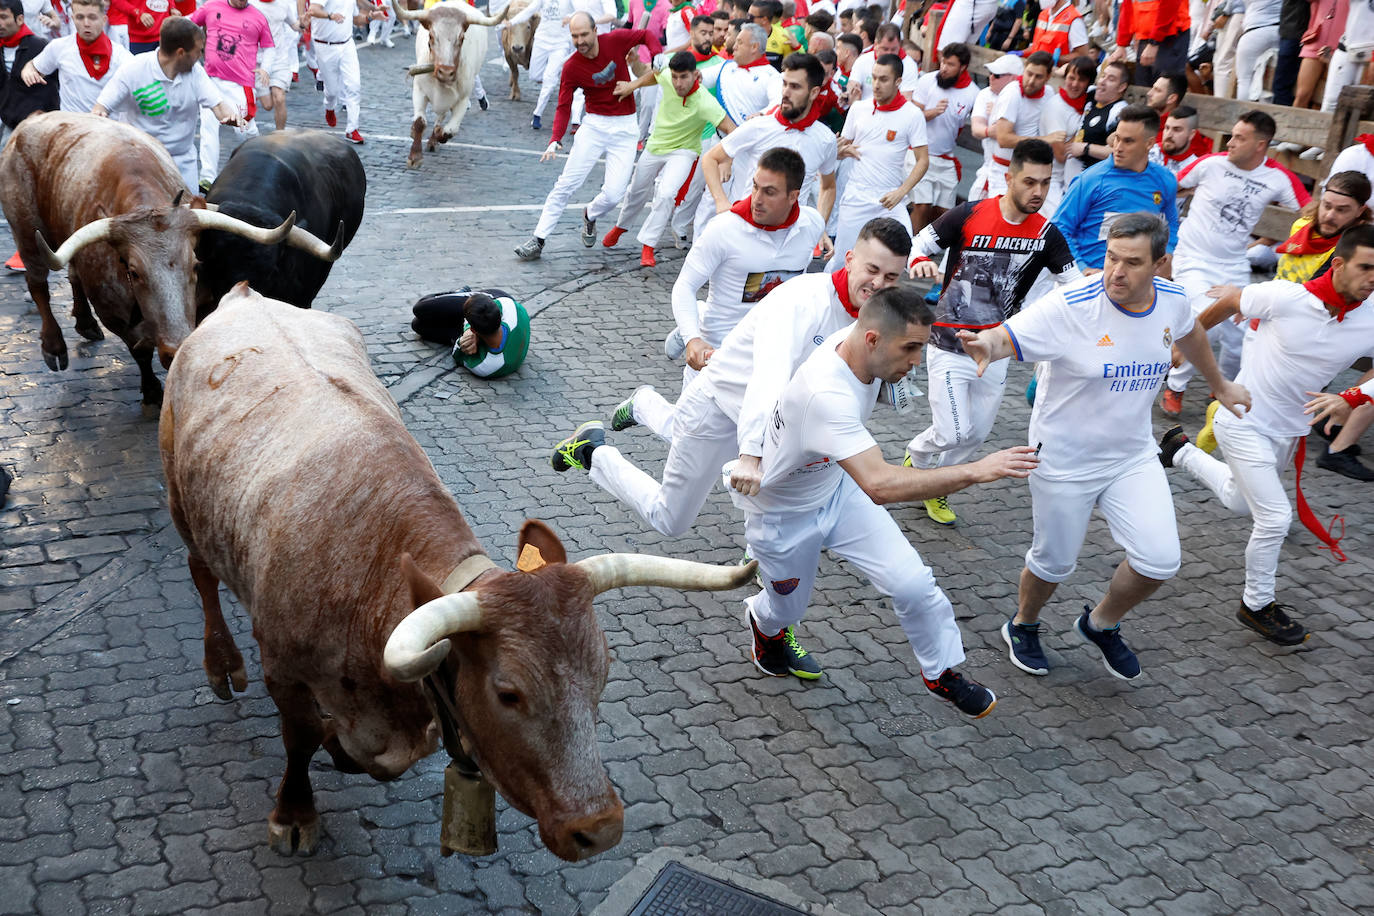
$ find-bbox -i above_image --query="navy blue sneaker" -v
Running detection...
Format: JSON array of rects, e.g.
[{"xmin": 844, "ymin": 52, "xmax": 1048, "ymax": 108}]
[
  {"xmin": 1002, "ymin": 619, "xmax": 1048, "ymax": 675},
  {"xmin": 923, "ymin": 669, "xmax": 996, "ymax": 718},
  {"xmin": 531, "ymin": 114, "xmax": 542, "ymax": 129},
  {"xmin": 1073, "ymin": 608, "xmax": 1140, "ymax": 680}
]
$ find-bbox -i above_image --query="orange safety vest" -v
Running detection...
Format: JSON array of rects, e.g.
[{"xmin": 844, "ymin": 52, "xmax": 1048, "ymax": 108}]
[{"xmin": 1028, "ymin": 1, "xmax": 1083, "ymax": 58}]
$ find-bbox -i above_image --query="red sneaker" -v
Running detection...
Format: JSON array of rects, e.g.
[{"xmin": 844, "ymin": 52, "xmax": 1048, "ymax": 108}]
[
  {"xmin": 344, "ymin": 130, "xmax": 364, "ymax": 144},
  {"xmin": 640, "ymin": 245, "xmax": 656, "ymax": 267},
  {"xmin": 1160, "ymin": 388, "xmax": 1184, "ymax": 417},
  {"xmin": 292, "ymin": 71, "xmax": 299, "ymax": 83},
  {"xmin": 4, "ymin": 251, "xmax": 23, "ymax": 272},
  {"xmin": 324, "ymin": 109, "xmax": 337, "ymax": 127},
  {"xmin": 601, "ymin": 226, "xmax": 625, "ymax": 248}
]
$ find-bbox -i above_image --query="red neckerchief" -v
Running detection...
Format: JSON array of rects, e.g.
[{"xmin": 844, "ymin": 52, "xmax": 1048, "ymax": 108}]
[
  {"xmin": 77, "ymin": 32, "xmax": 114, "ymax": 80},
  {"xmin": 951, "ymin": 70, "xmax": 971, "ymax": 89},
  {"xmin": 873, "ymin": 92, "xmax": 907, "ymax": 112},
  {"xmin": 775, "ymin": 100, "xmax": 822, "ymax": 131},
  {"xmin": 1277, "ymin": 219, "xmax": 1340, "ymax": 258},
  {"xmin": 1058, "ymin": 87, "xmax": 1085, "ymax": 113},
  {"xmin": 678, "ymin": 75, "xmax": 700, "ymax": 103},
  {"xmin": 1358, "ymin": 133, "xmax": 1374, "ymax": 156},
  {"xmin": 730, "ymin": 196, "xmax": 801, "ymax": 231},
  {"xmin": 813, "ymin": 86, "xmax": 838, "ymax": 117},
  {"xmin": 0, "ymin": 25, "xmax": 34, "ymax": 48},
  {"xmin": 690, "ymin": 47, "xmax": 713, "ymax": 63},
  {"xmin": 1017, "ymin": 76, "xmax": 1044, "ymax": 100},
  {"xmin": 737, "ymin": 56, "xmax": 772, "ymax": 70},
  {"xmin": 1304, "ymin": 269, "xmax": 1363, "ymax": 322},
  {"xmin": 830, "ymin": 268, "xmax": 857, "ymax": 317}
]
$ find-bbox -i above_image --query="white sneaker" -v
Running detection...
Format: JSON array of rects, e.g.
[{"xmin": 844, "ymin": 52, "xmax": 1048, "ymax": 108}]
[
  {"xmin": 664, "ymin": 327, "xmax": 686, "ymax": 360},
  {"xmin": 1274, "ymin": 141, "xmax": 1303, "ymax": 153},
  {"xmin": 383, "ymin": 38, "xmax": 395, "ymax": 47},
  {"xmin": 1299, "ymin": 146, "xmax": 1325, "ymax": 161}
]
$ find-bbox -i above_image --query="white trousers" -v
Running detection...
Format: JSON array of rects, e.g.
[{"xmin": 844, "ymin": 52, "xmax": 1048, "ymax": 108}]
[
  {"xmin": 1233, "ymin": 25, "xmax": 1278, "ymax": 101},
  {"xmin": 616, "ymin": 148, "xmax": 699, "ymax": 249},
  {"xmin": 110, "ymin": 23, "xmax": 129, "ymax": 49},
  {"xmin": 1321, "ymin": 47, "xmax": 1369, "ymax": 112},
  {"xmin": 1210, "ymin": 13, "xmax": 1245, "ymax": 98},
  {"xmin": 534, "ymin": 38, "xmax": 572, "ymax": 117},
  {"xmin": 1166, "ymin": 255, "xmax": 1248, "ymax": 392},
  {"xmin": 1026, "ymin": 458, "xmax": 1182, "ymax": 583},
  {"xmin": 1175, "ymin": 410, "xmax": 1296, "ymax": 609},
  {"xmin": 534, "ymin": 113, "xmax": 639, "ymax": 239},
  {"xmin": 368, "ymin": 11, "xmax": 394, "ymax": 44},
  {"xmin": 588, "ymin": 381, "xmax": 737, "ymax": 537},
  {"xmin": 528, "ymin": 29, "xmax": 565, "ymax": 88},
  {"xmin": 906, "ymin": 349, "xmax": 1010, "ymax": 469},
  {"xmin": 745, "ymin": 474, "xmax": 967, "ymax": 680},
  {"xmin": 199, "ymin": 76, "xmax": 259, "ymax": 185},
  {"xmin": 939, "ymin": 0, "xmax": 999, "ymax": 46},
  {"xmin": 825, "ymin": 196, "xmax": 909, "ymax": 272},
  {"xmin": 315, "ymin": 40, "xmax": 361, "ymax": 133}
]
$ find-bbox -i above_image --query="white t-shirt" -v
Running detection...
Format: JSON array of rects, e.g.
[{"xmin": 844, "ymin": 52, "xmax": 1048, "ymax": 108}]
[
  {"xmin": 249, "ymin": 0, "xmax": 299, "ymax": 53},
  {"xmin": 672, "ymin": 204, "xmax": 826, "ymax": 347},
  {"xmin": 95, "ymin": 52, "xmax": 225, "ymax": 155},
  {"xmin": 746, "ymin": 330, "xmax": 881, "ymax": 515},
  {"xmin": 561, "ymin": 0, "xmax": 616, "ymax": 33},
  {"xmin": 972, "ymin": 85, "xmax": 999, "ymax": 174},
  {"xmin": 1038, "ymin": 91, "xmax": 1084, "ymax": 203},
  {"xmin": 839, "ymin": 96, "xmax": 927, "ymax": 205},
  {"xmin": 1234, "ymin": 280, "xmax": 1374, "ymax": 437},
  {"xmin": 664, "ymin": 4, "xmax": 694, "ymax": 50},
  {"xmin": 910, "ymin": 70, "xmax": 979, "ymax": 156},
  {"xmin": 30, "ymin": 34, "xmax": 133, "ymax": 114},
  {"xmin": 1003, "ymin": 274, "xmax": 1195, "ymax": 481},
  {"xmin": 310, "ymin": 0, "xmax": 357, "ymax": 42},
  {"xmin": 706, "ymin": 59, "xmax": 782, "ymax": 125},
  {"xmin": 1176, "ymin": 154, "xmax": 1303, "ymax": 266},
  {"xmin": 848, "ymin": 50, "xmax": 919, "ymax": 101},
  {"xmin": 1346, "ymin": 0, "xmax": 1374, "ymax": 53},
  {"xmin": 720, "ymin": 113, "xmax": 838, "ymax": 208},
  {"xmin": 696, "ymin": 271, "xmax": 855, "ymax": 455},
  {"xmin": 1327, "ymin": 142, "xmax": 1374, "ymax": 207},
  {"xmin": 989, "ymin": 80, "xmax": 1046, "ymax": 164}
]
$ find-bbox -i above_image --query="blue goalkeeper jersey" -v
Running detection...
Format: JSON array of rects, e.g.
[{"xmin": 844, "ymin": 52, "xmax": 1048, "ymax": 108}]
[{"xmin": 1052, "ymin": 157, "xmax": 1180, "ymax": 269}]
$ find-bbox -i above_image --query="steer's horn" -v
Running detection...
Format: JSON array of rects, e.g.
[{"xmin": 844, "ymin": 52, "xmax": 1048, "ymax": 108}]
[
  {"xmin": 34, "ymin": 218, "xmax": 118, "ymax": 269},
  {"xmin": 462, "ymin": 3, "xmax": 509, "ymax": 26},
  {"xmin": 391, "ymin": 0, "xmax": 427, "ymax": 21},
  {"xmin": 191, "ymin": 209, "xmax": 297, "ymax": 245},
  {"xmin": 385, "ymin": 592, "xmax": 483, "ymax": 682},
  {"xmin": 575, "ymin": 554, "xmax": 759, "ymax": 596},
  {"xmin": 285, "ymin": 220, "xmax": 347, "ymax": 262}
]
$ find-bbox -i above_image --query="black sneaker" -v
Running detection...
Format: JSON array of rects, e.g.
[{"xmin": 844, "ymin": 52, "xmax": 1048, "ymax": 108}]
[
  {"xmin": 478, "ymin": 95, "xmax": 489, "ymax": 111},
  {"xmin": 1159, "ymin": 425, "xmax": 1188, "ymax": 468},
  {"xmin": 580, "ymin": 208, "xmax": 596, "ymax": 247},
  {"xmin": 1317, "ymin": 445, "xmax": 1374, "ymax": 482},
  {"xmin": 1001, "ymin": 619, "xmax": 1048, "ymax": 676},
  {"xmin": 923, "ymin": 669, "xmax": 996, "ymax": 718},
  {"xmin": 1236, "ymin": 600, "xmax": 1310, "ymax": 646},
  {"xmin": 746, "ymin": 609, "xmax": 821, "ymax": 680},
  {"xmin": 550, "ymin": 421, "xmax": 604, "ymax": 472},
  {"xmin": 1314, "ymin": 422, "xmax": 1360, "ymax": 456},
  {"xmin": 1073, "ymin": 608, "xmax": 1140, "ymax": 680}
]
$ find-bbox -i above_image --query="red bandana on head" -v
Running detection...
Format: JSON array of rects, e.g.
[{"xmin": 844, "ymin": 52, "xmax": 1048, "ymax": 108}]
[
  {"xmin": 830, "ymin": 268, "xmax": 858, "ymax": 317},
  {"xmin": 1304, "ymin": 269, "xmax": 1364, "ymax": 322},
  {"xmin": 1058, "ymin": 86, "xmax": 1085, "ymax": 113},
  {"xmin": 775, "ymin": 100, "xmax": 822, "ymax": 131},
  {"xmin": 0, "ymin": 25, "xmax": 33, "ymax": 48},
  {"xmin": 1017, "ymin": 76, "xmax": 1044, "ymax": 99},
  {"xmin": 77, "ymin": 32, "xmax": 113, "ymax": 80},
  {"xmin": 1358, "ymin": 133, "xmax": 1374, "ymax": 156},
  {"xmin": 730, "ymin": 196, "xmax": 801, "ymax": 231}
]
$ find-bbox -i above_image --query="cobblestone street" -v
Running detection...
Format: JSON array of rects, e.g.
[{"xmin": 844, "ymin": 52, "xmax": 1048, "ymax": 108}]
[{"xmin": 1, "ymin": 35, "xmax": 1372, "ymax": 916}]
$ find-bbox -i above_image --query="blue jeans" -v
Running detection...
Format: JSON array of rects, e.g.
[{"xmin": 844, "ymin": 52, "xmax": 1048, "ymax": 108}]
[{"xmin": 1270, "ymin": 38, "xmax": 1302, "ymax": 106}]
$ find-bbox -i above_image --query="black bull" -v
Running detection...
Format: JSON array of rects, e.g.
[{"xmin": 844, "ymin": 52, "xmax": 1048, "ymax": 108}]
[{"xmin": 197, "ymin": 129, "xmax": 366, "ymax": 313}]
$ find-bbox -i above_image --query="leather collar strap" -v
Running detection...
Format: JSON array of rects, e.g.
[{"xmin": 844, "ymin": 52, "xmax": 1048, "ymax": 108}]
[
  {"xmin": 426, "ymin": 553, "xmax": 499, "ymax": 777},
  {"xmin": 441, "ymin": 553, "xmax": 499, "ymax": 593}
]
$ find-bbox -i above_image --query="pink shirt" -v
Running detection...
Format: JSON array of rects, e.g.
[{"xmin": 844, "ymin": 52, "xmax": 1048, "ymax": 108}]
[{"xmin": 190, "ymin": 0, "xmax": 274, "ymax": 87}]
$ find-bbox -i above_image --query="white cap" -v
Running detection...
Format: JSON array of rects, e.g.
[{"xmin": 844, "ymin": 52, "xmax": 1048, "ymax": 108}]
[{"xmin": 986, "ymin": 54, "xmax": 1025, "ymax": 76}]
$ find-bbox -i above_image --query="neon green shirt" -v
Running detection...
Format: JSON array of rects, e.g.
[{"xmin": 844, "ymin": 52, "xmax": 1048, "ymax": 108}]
[{"xmin": 647, "ymin": 69, "xmax": 727, "ymax": 156}]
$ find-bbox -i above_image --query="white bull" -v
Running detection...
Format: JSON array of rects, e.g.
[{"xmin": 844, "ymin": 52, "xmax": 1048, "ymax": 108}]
[{"xmin": 395, "ymin": 0, "xmax": 508, "ymax": 168}]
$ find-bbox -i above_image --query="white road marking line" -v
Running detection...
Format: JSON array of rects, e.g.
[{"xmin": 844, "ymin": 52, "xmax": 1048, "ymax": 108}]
[
  {"xmin": 366, "ymin": 135, "xmax": 558, "ymax": 157},
  {"xmin": 383, "ymin": 202, "xmax": 591, "ymax": 214}
]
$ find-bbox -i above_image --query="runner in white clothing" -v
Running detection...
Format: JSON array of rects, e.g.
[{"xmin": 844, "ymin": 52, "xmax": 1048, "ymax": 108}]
[
  {"xmin": 844, "ymin": 22, "xmax": 917, "ymax": 102},
  {"xmin": 307, "ymin": 0, "xmax": 376, "ymax": 143},
  {"xmin": 960, "ymin": 214, "xmax": 1250, "ymax": 682},
  {"xmin": 824, "ymin": 52, "xmax": 927, "ymax": 271},
  {"xmin": 1036, "ymin": 55, "xmax": 1093, "ymax": 217},
  {"xmin": 21, "ymin": 0, "xmax": 132, "ymax": 114},
  {"xmin": 548, "ymin": 218, "xmax": 911, "ymax": 540},
  {"xmin": 737, "ymin": 286, "xmax": 1037, "ymax": 709},
  {"xmin": 1161, "ymin": 111, "xmax": 1306, "ymax": 416},
  {"xmin": 967, "ymin": 53, "xmax": 1020, "ymax": 201},
  {"xmin": 909, "ymin": 42, "xmax": 978, "ymax": 231},
  {"xmin": 249, "ymin": 0, "xmax": 298, "ymax": 131},
  {"xmin": 1161, "ymin": 226, "xmax": 1374, "ymax": 647},
  {"xmin": 1327, "ymin": 138, "xmax": 1374, "ymax": 207},
  {"xmin": 614, "ymin": 148, "xmax": 825, "ymax": 440},
  {"xmin": 987, "ymin": 49, "xmax": 1052, "ymax": 199},
  {"xmin": 699, "ymin": 51, "xmax": 836, "ymax": 244}
]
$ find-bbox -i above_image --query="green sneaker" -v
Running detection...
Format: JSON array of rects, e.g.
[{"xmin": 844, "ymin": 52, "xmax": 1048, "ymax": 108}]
[
  {"xmin": 551, "ymin": 421, "xmax": 605, "ymax": 472},
  {"xmin": 610, "ymin": 385, "xmax": 654, "ymax": 432},
  {"xmin": 925, "ymin": 496, "xmax": 956, "ymax": 526},
  {"xmin": 902, "ymin": 450, "xmax": 914, "ymax": 467}
]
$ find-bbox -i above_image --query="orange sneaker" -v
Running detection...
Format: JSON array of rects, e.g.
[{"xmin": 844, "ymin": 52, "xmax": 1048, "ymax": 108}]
[
  {"xmin": 602, "ymin": 226, "xmax": 625, "ymax": 248},
  {"xmin": 640, "ymin": 245, "xmax": 656, "ymax": 267},
  {"xmin": 4, "ymin": 251, "xmax": 22, "ymax": 272},
  {"xmin": 1160, "ymin": 388, "xmax": 1183, "ymax": 417}
]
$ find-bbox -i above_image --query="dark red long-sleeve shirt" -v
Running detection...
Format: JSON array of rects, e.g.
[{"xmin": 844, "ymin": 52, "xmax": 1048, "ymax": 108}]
[{"xmin": 551, "ymin": 28, "xmax": 661, "ymax": 144}]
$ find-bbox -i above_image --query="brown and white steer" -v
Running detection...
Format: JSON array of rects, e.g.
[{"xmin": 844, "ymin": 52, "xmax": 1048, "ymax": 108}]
[
  {"xmin": 0, "ymin": 112, "xmax": 335, "ymax": 407},
  {"xmin": 395, "ymin": 0, "xmax": 508, "ymax": 168},
  {"xmin": 501, "ymin": 0, "xmax": 538, "ymax": 101},
  {"xmin": 159, "ymin": 285, "xmax": 755, "ymax": 861}
]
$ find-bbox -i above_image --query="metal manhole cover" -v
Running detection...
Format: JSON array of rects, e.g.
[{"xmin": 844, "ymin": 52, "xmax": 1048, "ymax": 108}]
[{"xmin": 626, "ymin": 861, "xmax": 810, "ymax": 916}]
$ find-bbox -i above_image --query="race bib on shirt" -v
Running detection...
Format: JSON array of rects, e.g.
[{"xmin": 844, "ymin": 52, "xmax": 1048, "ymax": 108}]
[{"xmin": 146, "ymin": 0, "xmax": 169, "ymax": 12}]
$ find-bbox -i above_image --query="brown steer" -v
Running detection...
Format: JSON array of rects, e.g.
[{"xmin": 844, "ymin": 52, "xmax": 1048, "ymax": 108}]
[
  {"xmin": 500, "ymin": 0, "xmax": 537, "ymax": 101},
  {"xmin": 159, "ymin": 286, "xmax": 756, "ymax": 861},
  {"xmin": 0, "ymin": 112, "xmax": 336, "ymax": 406}
]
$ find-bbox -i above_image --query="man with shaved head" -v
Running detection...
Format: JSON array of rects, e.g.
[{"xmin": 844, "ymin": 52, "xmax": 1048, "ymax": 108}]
[{"xmin": 516, "ymin": 12, "xmax": 661, "ymax": 260}]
